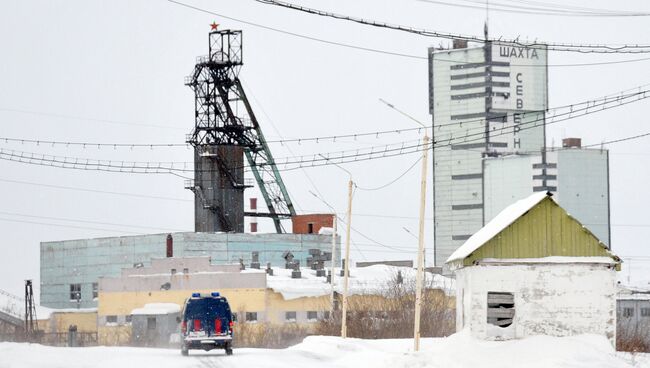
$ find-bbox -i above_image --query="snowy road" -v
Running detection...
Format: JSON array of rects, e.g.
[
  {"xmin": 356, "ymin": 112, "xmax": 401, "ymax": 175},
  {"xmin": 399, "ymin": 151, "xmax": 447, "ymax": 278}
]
[{"xmin": 1, "ymin": 332, "xmax": 649, "ymax": 368}]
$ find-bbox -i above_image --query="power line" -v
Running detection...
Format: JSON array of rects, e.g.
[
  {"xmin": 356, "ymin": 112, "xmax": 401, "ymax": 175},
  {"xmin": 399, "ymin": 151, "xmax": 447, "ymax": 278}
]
[
  {"xmin": 166, "ymin": 0, "xmax": 424, "ymax": 60},
  {"xmin": 419, "ymin": 0, "xmax": 650, "ymax": 17},
  {"xmin": 0, "ymin": 211, "xmax": 189, "ymax": 232},
  {"xmin": 167, "ymin": 0, "xmax": 650, "ymax": 65},
  {"xmin": 0, "ymin": 136, "xmax": 188, "ymax": 149},
  {"xmin": 582, "ymin": 132, "xmax": 650, "ymax": 148},
  {"xmin": 0, "ymin": 178, "xmax": 193, "ymax": 202},
  {"xmin": 2, "ymin": 86, "xmax": 649, "ymax": 175},
  {"xmin": 0, "ymin": 217, "xmax": 144, "ymax": 235},
  {"xmin": 499, "ymin": 0, "xmax": 648, "ymax": 14},
  {"xmin": 254, "ymin": 0, "xmax": 650, "ymax": 53},
  {"xmin": 3, "ymin": 82, "xmax": 650, "ymax": 152},
  {"xmin": 2, "ymin": 89, "xmax": 648, "ymax": 175},
  {"xmin": 0, "ymin": 107, "xmax": 182, "ymax": 130},
  {"xmin": 353, "ymin": 156, "xmax": 422, "ymax": 191}
]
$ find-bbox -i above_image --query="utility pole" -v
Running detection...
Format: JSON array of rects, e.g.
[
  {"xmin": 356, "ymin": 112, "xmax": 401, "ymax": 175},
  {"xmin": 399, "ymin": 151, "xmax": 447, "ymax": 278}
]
[
  {"xmin": 377, "ymin": 98, "xmax": 430, "ymax": 352},
  {"xmin": 413, "ymin": 134, "xmax": 429, "ymax": 351},
  {"xmin": 341, "ymin": 179, "xmax": 353, "ymax": 339},
  {"xmin": 330, "ymin": 214, "xmax": 337, "ymax": 313}
]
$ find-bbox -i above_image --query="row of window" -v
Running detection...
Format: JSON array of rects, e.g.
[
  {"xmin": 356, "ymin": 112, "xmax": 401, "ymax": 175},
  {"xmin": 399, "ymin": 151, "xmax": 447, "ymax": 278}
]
[
  {"xmin": 69, "ymin": 283, "xmax": 98, "ymax": 301},
  {"xmin": 621, "ymin": 307, "xmax": 650, "ymax": 318},
  {"xmin": 101, "ymin": 311, "xmax": 329, "ymax": 326},
  {"xmin": 243, "ymin": 311, "xmax": 326, "ymax": 323}
]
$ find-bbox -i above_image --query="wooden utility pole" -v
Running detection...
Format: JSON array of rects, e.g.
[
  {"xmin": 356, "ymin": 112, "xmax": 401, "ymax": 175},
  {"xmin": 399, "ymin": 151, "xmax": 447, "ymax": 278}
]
[
  {"xmin": 341, "ymin": 179, "xmax": 353, "ymax": 338},
  {"xmin": 413, "ymin": 134, "xmax": 430, "ymax": 351},
  {"xmin": 330, "ymin": 214, "xmax": 337, "ymax": 312}
]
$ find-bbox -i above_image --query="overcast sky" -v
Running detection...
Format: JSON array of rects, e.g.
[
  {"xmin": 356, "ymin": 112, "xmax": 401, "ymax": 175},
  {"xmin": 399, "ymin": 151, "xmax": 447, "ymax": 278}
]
[{"xmin": 1, "ymin": 0, "xmax": 649, "ymax": 297}]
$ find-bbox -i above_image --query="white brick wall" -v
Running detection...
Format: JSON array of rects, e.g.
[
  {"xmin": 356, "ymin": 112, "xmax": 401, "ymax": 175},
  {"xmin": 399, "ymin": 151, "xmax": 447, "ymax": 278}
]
[{"xmin": 455, "ymin": 263, "xmax": 617, "ymax": 344}]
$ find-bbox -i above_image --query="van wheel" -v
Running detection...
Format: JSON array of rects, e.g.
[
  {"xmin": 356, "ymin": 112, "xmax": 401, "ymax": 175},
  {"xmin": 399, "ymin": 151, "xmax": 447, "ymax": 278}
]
[
  {"xmin": 181, "ymin": 346, "xmax": 189, "ymax": 356},
  {"xmin": 225, "ymin": 343, "xmax": 233, "ymax": 355}
]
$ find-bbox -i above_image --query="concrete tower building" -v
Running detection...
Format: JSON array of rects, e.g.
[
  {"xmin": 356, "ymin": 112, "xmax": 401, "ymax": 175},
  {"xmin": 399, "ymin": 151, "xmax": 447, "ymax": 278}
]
[{"xmin": 428, "ymin": 40, "xmax": 549, "ymax": 268}]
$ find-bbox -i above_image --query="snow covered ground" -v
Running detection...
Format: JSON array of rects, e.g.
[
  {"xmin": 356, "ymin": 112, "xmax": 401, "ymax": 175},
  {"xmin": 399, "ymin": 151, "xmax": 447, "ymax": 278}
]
[{"xmin": 1, "ymin": 331, "xmax": 648, "ymax": 368}]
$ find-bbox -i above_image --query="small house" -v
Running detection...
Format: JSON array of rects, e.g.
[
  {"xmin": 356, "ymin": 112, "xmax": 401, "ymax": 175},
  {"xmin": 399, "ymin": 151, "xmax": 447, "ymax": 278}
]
[
  {"xmin": 446, "ymin": 192, "xmax": 620, "ymax": 343},
  {"xmin": 130, "ymin": 303, "xmax": 181, "ymax": 347}
]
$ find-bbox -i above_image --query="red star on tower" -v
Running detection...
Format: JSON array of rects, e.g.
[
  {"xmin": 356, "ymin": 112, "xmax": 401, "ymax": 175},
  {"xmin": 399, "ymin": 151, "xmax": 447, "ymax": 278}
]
[{"xmin": 210, "ymin": 22, "xmax": 219, "ymax": 31}]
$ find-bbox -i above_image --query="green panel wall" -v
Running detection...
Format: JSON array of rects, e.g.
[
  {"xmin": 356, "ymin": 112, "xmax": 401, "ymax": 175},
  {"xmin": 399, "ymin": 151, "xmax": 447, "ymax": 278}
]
[{"xmin": 463, "ymin": 197, "xmax": 617, "ymax": 267}]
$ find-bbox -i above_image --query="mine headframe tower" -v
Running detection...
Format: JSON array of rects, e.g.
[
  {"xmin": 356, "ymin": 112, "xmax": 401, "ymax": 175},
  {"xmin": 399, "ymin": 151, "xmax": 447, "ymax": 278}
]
[{"xmin": 185, "ymin": 29, "xmax": 295, "ymax": 233}]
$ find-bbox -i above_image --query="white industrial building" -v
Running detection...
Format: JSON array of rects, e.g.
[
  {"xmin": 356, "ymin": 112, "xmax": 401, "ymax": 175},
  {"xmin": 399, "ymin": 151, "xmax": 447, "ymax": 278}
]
[
  {"xmin": 446, "ymin": 192, "xmax": 620, "ymax": 344},
  {"xmin": 428, "ymin": 40, "xmax": 548, "ymax": 268},
  {"xmin": 484, "ymin": 138, "xmax": 610, "ymax": 246},
  {"xmin": 428, "ymin": 40, "xmax": 612, "ymax": 270}
]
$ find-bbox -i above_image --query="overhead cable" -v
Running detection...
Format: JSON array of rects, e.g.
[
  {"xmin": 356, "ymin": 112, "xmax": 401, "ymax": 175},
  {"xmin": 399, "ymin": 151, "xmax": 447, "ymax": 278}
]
[
  {"xmin": 255, "ymin": 0, "xmax": 650, "ymax": 53},
  {"xmin": 167, "ymin": 0, "xmax": 650, "ymax": 64}
]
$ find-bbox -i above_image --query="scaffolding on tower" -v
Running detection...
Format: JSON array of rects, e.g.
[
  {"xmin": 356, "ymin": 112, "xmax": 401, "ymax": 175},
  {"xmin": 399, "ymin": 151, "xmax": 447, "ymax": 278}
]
[{"xmin": 185, "ymin": 29, "xmax": 296, "ymax": 233}]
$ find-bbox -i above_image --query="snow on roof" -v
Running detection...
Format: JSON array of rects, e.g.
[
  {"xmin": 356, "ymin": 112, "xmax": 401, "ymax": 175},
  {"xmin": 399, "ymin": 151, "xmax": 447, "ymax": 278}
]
[
  {"xmin": 0, "ymin": 289, "xmax": 56, "ymax": 320},
  {"xmin": 617, "ymin": 293, "xmax": 650, "ymax": 301},
  {"xmin": 131, "ymin": 303, "xmax": 181, "ymax": 315},
  {"xmin": 446, "ymin": 192, "xmax": 551, "ymax": 264},
  {"xmin": 266, "ymin": 264, "xmax": 455, "ymax": 300}
]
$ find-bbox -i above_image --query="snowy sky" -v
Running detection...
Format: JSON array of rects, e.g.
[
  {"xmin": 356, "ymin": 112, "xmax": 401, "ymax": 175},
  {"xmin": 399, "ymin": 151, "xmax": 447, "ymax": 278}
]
[{"xmin": 1, "ymin": 0, "xmax": 649, "ymax": 297}]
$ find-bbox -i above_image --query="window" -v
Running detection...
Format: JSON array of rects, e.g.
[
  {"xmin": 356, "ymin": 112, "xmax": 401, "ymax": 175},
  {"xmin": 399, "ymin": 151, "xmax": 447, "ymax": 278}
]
[
  {"xmin": 147, "ymin": 317, "xmax": 156, "ymax": 330},
  {"xmin": 125, "ymin": 315, "xmax": 132, "ymax": 323},
  {"xmin": 307, "ymin": 311, "xmax": 318, "ymax": 321},
  {"xmin": 246, "ymin": 312, "xmax": 258, "ymax": 322},
  {"xmin": 69, "ymin": 284, "xmax": 81, "ymax": 301},
  {"xmin": 623, "ymin": 308, "xmax": 635, "ymax": 318},
  {"xmin": 106, "ymin": 315, "xmax": 117, "ymax": 324},
  {"xmin": 183, "ymin": 268, "xmax": 189, "ymax": 274},
  {"xmin": 92, "ymin": 283, "xmax": 98, "ymax": 299},
  {"xmin": 171, "ymin": 268, "xmax": 177, "ymax": 275},
  {"xmin": 307, "ymin": 223, "xmax": 314, "ymax": 234},
  {"xmin": 641, "ymin": 308, "xmax": 650, "ymax": 317},
  {"xmin": 285, "ymin": 311, "xmax": 297, "ymax": 322},
  {"xmin": 487, "ymin": 292, "xmax": 514, "ymax": 328}
]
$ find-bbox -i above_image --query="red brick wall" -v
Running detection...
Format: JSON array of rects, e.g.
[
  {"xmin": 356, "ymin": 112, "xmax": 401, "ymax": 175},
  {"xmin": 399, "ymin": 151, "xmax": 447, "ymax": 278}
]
[{"xmin": 291, "ymin": 214, "xmax": 334, "ymax": 234}]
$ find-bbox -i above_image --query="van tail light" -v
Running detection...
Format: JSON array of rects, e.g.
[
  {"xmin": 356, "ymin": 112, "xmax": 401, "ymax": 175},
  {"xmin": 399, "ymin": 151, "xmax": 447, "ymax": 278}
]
[
  {"xmin": 215, "ymin": 319, "xmax": 222, "ymax": 333},
  {"xmin": 229, "ymin": 320, "xmax": 234, "ymax": 333},
  {"xmin": 193, "ymin": 319, "xmax": 202, "ymax": 331},
  {"xmin": 181, "ymin": 320, "xmax": 187, "ymax": 334}
]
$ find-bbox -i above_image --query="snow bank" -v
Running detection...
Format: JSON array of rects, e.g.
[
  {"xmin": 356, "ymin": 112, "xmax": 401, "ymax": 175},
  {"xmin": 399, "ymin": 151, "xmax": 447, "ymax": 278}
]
[
  {"xmin": 0, "ymin": 331, "xmax": 647, "ymax": 368},
  {"xmin": 267, "ymin": 265, "xmax": 455, "ymax": 300},
  {"xmin": 131, "ymin": 303, "xmax": 181, "ymax": 315}
]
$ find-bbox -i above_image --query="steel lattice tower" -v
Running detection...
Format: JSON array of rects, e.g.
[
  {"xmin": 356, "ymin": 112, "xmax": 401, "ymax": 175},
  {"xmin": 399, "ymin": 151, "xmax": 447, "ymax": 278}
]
[
  {"xmin": 24, "ymin": 280, "xmax": 38, "ymax": 340},
  {"xmin": 185, "ymin": 29, "xmax": 295, "ymax": 233}
]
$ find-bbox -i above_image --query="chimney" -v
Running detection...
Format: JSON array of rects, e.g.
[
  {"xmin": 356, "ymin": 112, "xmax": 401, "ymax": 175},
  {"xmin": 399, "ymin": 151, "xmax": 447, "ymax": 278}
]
[
  {"xmin": 250, "ymin": 197, "xmax": 258, "ymax": 233},
  {"xmin": 166, "ymin": 234, "xmax": 173, "ymax": 258},
  {"xmin": 562, "ymin": 138, "xmax": 582, "ymax": 148},
  {"xmin": 453, "ymin": 39, "xmax": 468, "ymax": 49}
]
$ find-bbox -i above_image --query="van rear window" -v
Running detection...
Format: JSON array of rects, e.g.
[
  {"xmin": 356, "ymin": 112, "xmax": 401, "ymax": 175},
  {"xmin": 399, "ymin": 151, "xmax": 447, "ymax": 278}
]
[{"xmin": 184, "ymin": 298, "xmax": 231, "ymax": 320}]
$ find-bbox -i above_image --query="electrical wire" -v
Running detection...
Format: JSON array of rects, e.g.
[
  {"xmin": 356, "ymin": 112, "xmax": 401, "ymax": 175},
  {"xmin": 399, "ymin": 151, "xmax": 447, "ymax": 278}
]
[
  {"xmin": 354, "ymin": 156, "xmax": 422, "ymax": 191},
  {"xmin": 254, "ymin": 0, "xmax": 650, "ymax": 53},
  {"xmin": 166, "ymin": 0, "xmax": 424, "ymax": 60},
  {"xmin": 418, "ymin": 0, "xmax": 650, "ymax": 17},
  {"xmin": 0, "ymin": 107, "xmax": 182, "ymax": 130},
  {"xmin": 0, "ymin": 217, "xmax": 145, "ymax": 235},
  {"xmin": 2, "ymin": 88, "xmax": 648, "ymax": 175},
  {"xmin": 167, "ymin": 0, "xmax": 650, "ymax": 64},
  {"xmin": 0, "ymin": 211, "xmax": 189, "ymax": 232},
  {"xmin": 3, "ymin": 82, "xmax": 650, "ymax": 152},
  {"xmin": 0, "ymin": 178, "xmax": 193, "ymax": 202}
]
